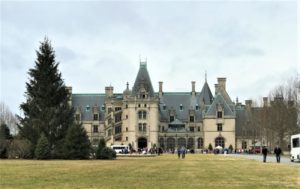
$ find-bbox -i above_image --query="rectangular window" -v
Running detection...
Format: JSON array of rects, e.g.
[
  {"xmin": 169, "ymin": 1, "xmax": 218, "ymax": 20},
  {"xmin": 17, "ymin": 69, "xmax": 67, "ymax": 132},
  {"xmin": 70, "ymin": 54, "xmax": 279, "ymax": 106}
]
[
  {"xmin": 292, "ymin": 138, "xmax": 299, "ymax": 148},
  {"xmin": 93, "ymin": 125, "xmax": 98, "ymax": 133},
  {"xmin": 126, "ymin": 137, "xmax": 128, "ymax": 141},
  {"xmin": 163, "ymin": 104, "xmax": 166, "ymax": 110},
  {"xmin": 115, "ymin": 126, "xmax": 122, "ymax": 134},
  {"xmin": 190, "ymin": 127, "xmax": 194, "ymax": 132},
  {"xmin": 197, "ymin": 127, "xmax": 200, "ymax": 132},
  {"xmin": 115, "ymin": 114, "xmax": 122, "ymax": 123},
  {"xmin": 126, "ymin": 127, "xmax": 128, "ymax": 132},
  {"xmin": 170, "ymin": 116, "xmax": 174, "ymax": 122},
  {"xmin": 190, "ymin": 116, "xmax": 194, "ymax": 122},
  {"xmin": 138, "ymin": 123, "xmax": 142, "ymax": 131},
  {"xmin": 217, "ymin": 111, "xmax": 222, "ymax": 118},
  {"xmin": 93, "ymin": 114, "xmax": 98, "ymax": 121},
  {"xmin": 115, "ymin": 107, "xmax": 122, "ymax": 111},
  {"xmin": 217, "ymin": 124, "xmax": 223, "ymax": 131}
]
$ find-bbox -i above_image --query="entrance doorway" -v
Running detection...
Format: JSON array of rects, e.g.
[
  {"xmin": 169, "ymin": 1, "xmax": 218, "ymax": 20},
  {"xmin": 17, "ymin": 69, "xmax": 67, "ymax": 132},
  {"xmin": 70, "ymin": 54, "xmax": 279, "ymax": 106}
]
[{"xmin": 138, "ymin": 137, "xmax": 147, "ymax": 149}]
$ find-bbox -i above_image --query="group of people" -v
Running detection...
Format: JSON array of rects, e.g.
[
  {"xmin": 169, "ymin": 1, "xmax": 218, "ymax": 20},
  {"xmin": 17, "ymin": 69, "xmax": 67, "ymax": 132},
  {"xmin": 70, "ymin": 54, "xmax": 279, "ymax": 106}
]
[
  {"xmin": 262, "ymin": 145, "xmax": 282, "ymax": 163},
  {"xmin": 177, "ymin": 146, "xmax": 187, "ymax": 159}
]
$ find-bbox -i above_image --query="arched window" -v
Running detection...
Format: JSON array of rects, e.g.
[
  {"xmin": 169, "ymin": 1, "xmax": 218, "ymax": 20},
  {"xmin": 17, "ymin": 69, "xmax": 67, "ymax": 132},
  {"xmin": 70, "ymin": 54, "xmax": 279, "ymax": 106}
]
[
  {"xmin": 197, "ymin": 138, "xmax": 203, "ymax": 149},
  {"xmin": 138, "ymin": 111, "xmax": 147, "ymax": 119},
  {"xmin": 215, "ymin": 137, "xmax": 225, "ymax": 148},
  {"xmin": 167, "ymin": 138, "xmax": 175, "ymax": 150},
  {"xmin": 187, "ymin": 138, "xmax": 194, "ymax": 149},
  {"xmin": 178, "ymin": 138, "xmax": 186, "ymax": 148}
]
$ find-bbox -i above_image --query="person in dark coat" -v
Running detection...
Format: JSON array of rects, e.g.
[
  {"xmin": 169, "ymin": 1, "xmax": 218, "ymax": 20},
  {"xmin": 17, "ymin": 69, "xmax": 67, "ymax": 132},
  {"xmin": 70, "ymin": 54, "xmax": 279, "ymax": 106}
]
[
  {"xmin": 262, "ymin": 146, "xmax": 268, "ymax": 163},
  {"xmin": 177, "ymin": 147, "xmax": 181, "ymax": 159},
  {"xmin": 274, "ymin": 145, "xmax": 282, "ymax": 163}
]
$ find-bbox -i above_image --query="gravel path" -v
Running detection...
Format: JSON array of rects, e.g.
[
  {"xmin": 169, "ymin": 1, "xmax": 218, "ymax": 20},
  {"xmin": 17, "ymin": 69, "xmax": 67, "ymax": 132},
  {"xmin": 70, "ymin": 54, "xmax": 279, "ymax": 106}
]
[{"xmin": 226, "ymin": 153, "xmax": 300, "ymax": 166}]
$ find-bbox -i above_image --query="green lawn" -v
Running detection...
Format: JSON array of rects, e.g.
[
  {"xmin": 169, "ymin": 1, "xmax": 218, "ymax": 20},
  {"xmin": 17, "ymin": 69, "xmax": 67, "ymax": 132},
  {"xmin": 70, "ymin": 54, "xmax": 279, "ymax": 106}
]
[{"xmin": 0, "ymin": 154, "xmax": 299, "ymax": 189}]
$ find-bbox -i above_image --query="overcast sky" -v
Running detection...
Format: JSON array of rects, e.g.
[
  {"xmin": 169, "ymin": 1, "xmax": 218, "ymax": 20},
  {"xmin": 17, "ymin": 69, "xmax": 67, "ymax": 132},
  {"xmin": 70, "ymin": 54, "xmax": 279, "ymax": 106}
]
[{"xmin": 1, "ymin": 0, "xmax": 299, "ymax": 114}]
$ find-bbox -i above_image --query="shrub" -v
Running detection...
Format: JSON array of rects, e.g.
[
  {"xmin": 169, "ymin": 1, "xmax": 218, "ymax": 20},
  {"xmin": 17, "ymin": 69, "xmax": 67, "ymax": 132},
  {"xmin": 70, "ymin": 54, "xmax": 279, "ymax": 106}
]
[
  {"xmin": 35, "ymin": 133, "xmax": 51, "ymax": 159},
  {"xmin": 7, "ymin": 139, "xmax": 33, "ymax": 159},
  {"xmin": 99, "ymin": 147, "xmax": 116, "ymax": 160}
]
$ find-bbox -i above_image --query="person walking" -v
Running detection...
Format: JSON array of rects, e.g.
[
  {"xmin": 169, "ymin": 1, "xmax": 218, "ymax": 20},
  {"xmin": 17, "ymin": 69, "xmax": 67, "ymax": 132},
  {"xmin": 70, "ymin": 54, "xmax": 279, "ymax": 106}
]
[
  {"xmin": 177, "ymin": 147, "xmax": 181, "ymax": 159},
  {"xmin": 262, "ymin": 146, "xmax": 268, "ymax": 163},
  {"xmin": 181, "ymin": 146, "xmax": 186, "ymax": 159},
  {"xmin": 274, "ymin": 145, "xmax": 282, "ymax": 163}
]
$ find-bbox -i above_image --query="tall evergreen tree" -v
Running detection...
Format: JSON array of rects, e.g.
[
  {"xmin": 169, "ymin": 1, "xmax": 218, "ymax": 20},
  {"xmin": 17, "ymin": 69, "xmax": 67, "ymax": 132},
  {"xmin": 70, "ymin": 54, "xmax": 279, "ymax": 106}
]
[
  {"xmin": 63, "ymin": 123, "xmax": 91, "ymax": 159},
  {"xmin": 35, "ymin": 133, "xmax": 50, "ymax": 159},
  {"xmin": 19, "ymin": 38, "xmax": 74, "ymax": 158}
]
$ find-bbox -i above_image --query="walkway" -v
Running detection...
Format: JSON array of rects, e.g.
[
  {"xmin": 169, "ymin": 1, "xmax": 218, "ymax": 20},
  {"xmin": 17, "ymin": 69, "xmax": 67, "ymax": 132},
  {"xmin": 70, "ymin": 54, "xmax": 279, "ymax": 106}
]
[{"xmin": 227, "ymin": 154, "xmax": 300, "ymax": 166}]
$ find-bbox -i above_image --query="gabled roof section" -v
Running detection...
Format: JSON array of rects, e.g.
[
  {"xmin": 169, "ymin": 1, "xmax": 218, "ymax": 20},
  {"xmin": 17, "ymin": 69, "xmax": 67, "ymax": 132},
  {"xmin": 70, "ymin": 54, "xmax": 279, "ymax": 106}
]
[
  {"xmin": 131, "ymin": 62, "xmax": 155, "ymax": 97},
  {"xmin": 205, "ymin": 93, "xmax": 234, "ymax": 116},
  {"xmin": 72, "ymin": 94, "xmax": 106, "ymax": 121},
  {"xmin": 200, "ymin": 82, "xmax": 213, "ymax": 105}
]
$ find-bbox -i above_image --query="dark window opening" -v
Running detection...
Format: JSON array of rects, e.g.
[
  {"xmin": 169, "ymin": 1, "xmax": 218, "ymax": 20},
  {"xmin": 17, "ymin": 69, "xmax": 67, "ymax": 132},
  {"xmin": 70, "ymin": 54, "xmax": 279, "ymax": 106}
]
[
  {"xmin": 217, "ymin": 124, "xmax": 223, "ymax": 131},
  {"xmin": 93, "ymin": 114, "xmax": 99, "ymax": 121},
  {"xmin": 170, "ymin": 116, "xmax": 174, "ymax": 122},
  {"xmin": 93, "ymin": 125, "xmax": 98, "ymax": 133},
  {"xmin": 217, "ymin": 111, "xmax": 222, "ymax": 118},
  {"xmin": 190, "ymin": 116, "xmax": 194, "ymax": 122}
]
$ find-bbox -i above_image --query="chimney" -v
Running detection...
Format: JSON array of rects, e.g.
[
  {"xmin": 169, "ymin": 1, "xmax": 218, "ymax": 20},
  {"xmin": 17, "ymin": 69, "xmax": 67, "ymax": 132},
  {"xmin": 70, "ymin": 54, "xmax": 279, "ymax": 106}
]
[
  {"xmin": 159, "ymin": 81, "xmax": 163, "ymax": 97},
  {"xmin": 217, "ymin": 78, "xmax": 226, "ymax": 90},
  {"xmin": 214, "ymin": 84, "xmax": 219, "ymax": 95},
  {"xmin": 191, "ymin": 81, "xmax": 196, "ymax": 96},
  {"xmin": 245, "ymin": 100, "xmax": 252, "ymax": 109},
  {"xmin": 105, "ymin": 86, "xmax": 114, "ymax": 97},
  {"xmin": 263, "ymin": 97, "xmax": 268, "ymax": 107}
]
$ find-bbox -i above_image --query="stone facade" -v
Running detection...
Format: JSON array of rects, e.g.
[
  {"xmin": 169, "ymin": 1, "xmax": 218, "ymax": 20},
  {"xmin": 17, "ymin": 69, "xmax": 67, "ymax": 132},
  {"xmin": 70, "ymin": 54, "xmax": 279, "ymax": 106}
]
[{"xmin": 70, "ymin": 62, "xmax": 240, "ymax": 151}]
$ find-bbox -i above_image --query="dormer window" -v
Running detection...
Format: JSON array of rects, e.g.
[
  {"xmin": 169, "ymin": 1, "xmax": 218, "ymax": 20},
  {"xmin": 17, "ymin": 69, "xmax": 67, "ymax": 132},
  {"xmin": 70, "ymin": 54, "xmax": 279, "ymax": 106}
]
[
  {"xmin": 179, "ymin": 104, "xmax": 183, "ymax": 111},
  {"xmin": 195, "ymin": 104, "xmax": 199, "ymax": 111},
  {"xmin": 101, "ymin": 105, "xmax": 105, "ymax": 111},
  {"xmin": 93, "ymin": 113, "xmax": 99, "ymax": 121},
  {"xmin": 170, "ymin": 116, "xmax": 174, "ymax": 122},
  {"xmin": 85, "ymin": 105, "xmax": 90, "ymax": 111},
  {"xmin": 190, "ymin": 116, "xmax": 194, "ymax": 122},
  {"xmin": 163, "ymin": 104, "xmax": 166, "ymax": 110},
  {"xmin": 217, "ymin": 111, "xmax": 222, "ymax": 118}
]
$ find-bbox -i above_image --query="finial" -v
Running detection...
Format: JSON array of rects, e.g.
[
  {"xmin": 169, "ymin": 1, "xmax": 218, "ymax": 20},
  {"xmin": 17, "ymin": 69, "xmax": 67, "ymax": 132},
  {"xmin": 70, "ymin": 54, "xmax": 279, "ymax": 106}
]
[
  {"xmin": 205, "ymin": 70, "xmax": 207, "ymax": 82},
  {"xmin": 236, "ymin": 97, "xmax": 239, "ymax": 103},
  {"xmin": 126, "ymin": 82, "xmax": 129, "ymax": 90}
]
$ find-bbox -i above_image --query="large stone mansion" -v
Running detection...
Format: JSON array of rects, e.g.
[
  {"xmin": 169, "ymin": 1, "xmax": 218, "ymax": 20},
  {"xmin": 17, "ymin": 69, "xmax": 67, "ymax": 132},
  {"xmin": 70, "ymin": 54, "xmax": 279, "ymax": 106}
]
[{"xmin": 68, "ymin": 61, "xmax": 259, "ymax": 151}]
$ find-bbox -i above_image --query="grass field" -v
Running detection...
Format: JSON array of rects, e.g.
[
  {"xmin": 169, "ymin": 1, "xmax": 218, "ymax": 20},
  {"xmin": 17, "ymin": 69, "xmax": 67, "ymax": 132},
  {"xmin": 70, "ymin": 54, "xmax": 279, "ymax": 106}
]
[{"xmin": 0, "ymin": 154, "xmax": 299, "ymax": 189}]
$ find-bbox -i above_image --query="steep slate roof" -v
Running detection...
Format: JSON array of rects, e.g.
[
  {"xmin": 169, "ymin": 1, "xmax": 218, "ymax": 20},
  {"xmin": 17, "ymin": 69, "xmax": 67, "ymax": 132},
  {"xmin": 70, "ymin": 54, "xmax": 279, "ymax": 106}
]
[
  {"xmin": 199, "ymin": 81, "xmax": 213, "ymax": 105},
  {"xmin": 72, "ymin": 94, "xmax": 106, "ymax": 121},
  {"xmin": 159, "ymin": 92, "xmax": 203, "ymax": 122},
  {"xmin": 205, "ymin": 93, "xmax": 234, "ymax": 116},
  {"xmin": 132, "ymin": 63, "xmax": 155, "ymax": 97}
]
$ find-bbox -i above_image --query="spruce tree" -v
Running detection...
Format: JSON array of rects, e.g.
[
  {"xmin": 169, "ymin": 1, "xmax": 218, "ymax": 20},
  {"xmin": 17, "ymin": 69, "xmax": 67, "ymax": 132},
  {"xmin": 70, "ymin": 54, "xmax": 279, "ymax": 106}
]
[
  {"xmin": 35, "ymin": 133, "xmax": 50, "ymax": 159},
  {"xmin": 96, "ymin": 138, "xmax": 106, "ymax": 159},
  {"xmin": 63, "ymin": 123, "xmax": 91, "ymax": 159},
  {"xmin": 19, "ymin": 38, "xmax": 74, "ymax": 158}
]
